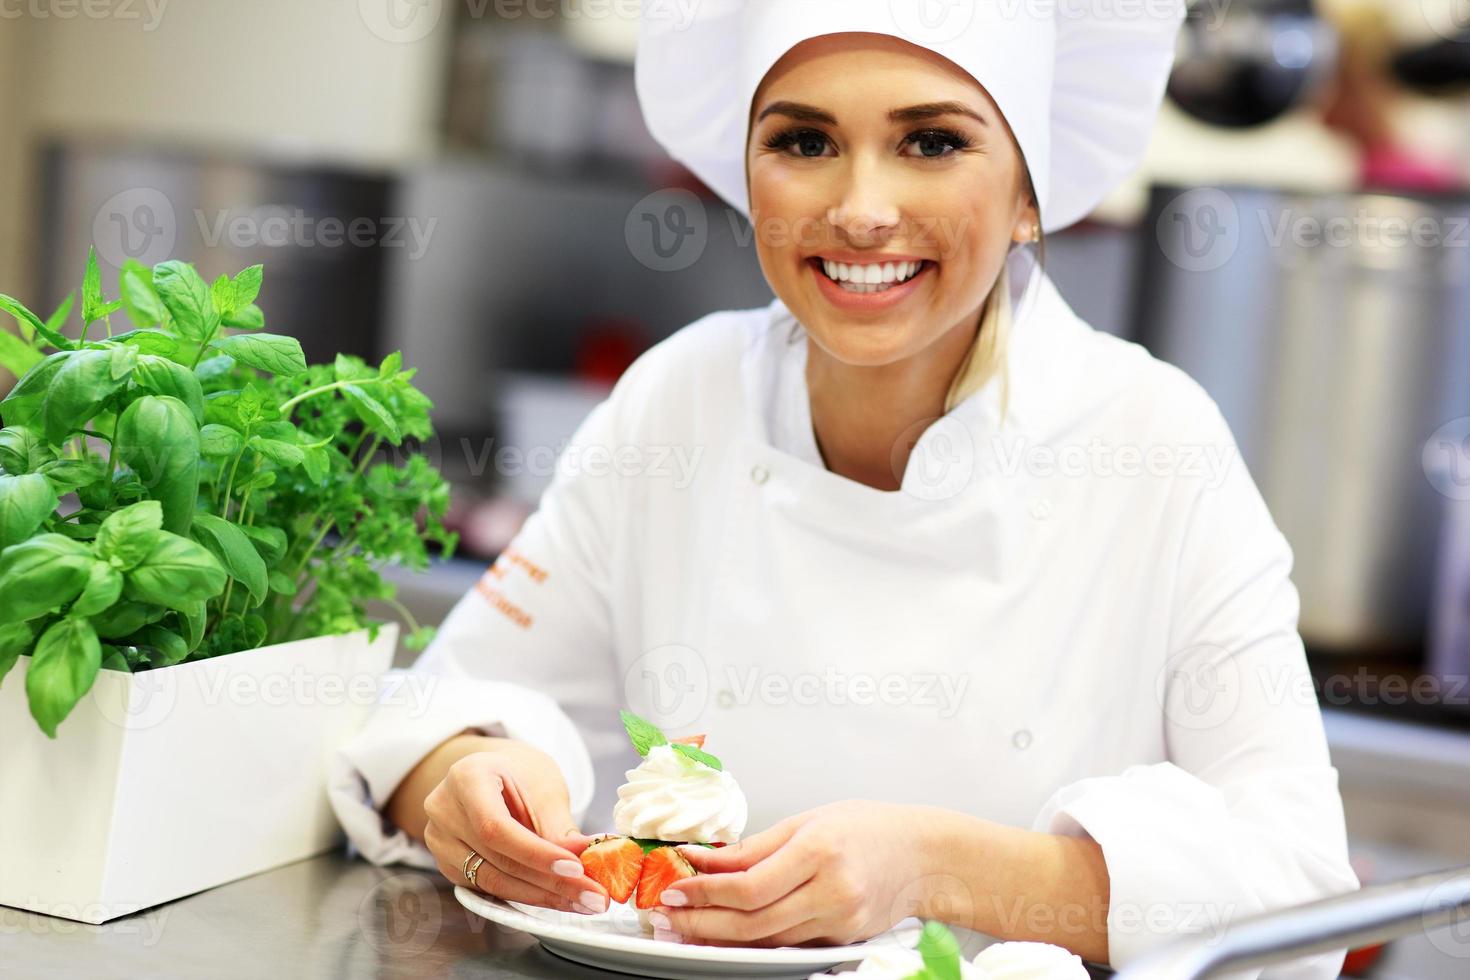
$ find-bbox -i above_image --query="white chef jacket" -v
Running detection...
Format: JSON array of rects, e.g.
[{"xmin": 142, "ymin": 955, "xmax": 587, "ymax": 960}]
[{"xmin": 329, "ymin": 250, "xmax": 1358, "ymax": 978}]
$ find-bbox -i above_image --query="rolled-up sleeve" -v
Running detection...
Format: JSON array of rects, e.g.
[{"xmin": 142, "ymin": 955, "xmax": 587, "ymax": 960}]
[
  {"xmin": 328, "ymin": 399, "xmax": 625, "ymax": 867},
  {"xmin": 1032, "ymin": 397, "xmax": 1360, "ymax": 979}
]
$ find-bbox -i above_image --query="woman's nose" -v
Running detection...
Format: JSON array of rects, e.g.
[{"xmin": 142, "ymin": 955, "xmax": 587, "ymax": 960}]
[{"xmin": 825, "ymin": 164, "xmax": 901, "ymax": 242}]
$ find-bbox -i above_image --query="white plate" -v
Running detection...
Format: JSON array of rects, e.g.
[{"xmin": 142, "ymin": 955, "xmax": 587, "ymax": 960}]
[{"xmin": 454, "ymin": 886, "xmax": 922, "ymax": 979}]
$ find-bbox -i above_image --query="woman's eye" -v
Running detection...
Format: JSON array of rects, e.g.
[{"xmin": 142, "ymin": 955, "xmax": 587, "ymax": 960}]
[
  {"xmin": 766, "ymin": 129, "xmax": 833, "ymax": 158},
  {"xmin": 902, "ymin": 129, "xmax": 971, "ymax": 158}
]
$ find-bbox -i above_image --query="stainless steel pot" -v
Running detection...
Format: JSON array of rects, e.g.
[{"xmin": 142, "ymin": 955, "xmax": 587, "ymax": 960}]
[{"xmin": 1136, "ymin": 185, "xmax": 1470, "ymax": 656}]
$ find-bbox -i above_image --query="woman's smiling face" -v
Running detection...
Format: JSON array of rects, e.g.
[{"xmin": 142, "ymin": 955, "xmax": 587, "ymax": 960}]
[{"xmin": 746, "ymin": 33, "xmax": 1039, "ymax": 368}]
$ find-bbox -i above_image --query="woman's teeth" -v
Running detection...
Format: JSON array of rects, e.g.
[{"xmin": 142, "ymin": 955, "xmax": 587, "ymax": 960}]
[{"xmin": 819, "ymin": 259, "xmax": 924, "ymax": 293}]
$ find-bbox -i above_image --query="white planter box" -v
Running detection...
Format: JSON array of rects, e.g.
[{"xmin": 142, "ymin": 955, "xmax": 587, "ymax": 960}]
[{"xmin": 0, "ymin": 624, "xmax": 396, "ymax": 924}]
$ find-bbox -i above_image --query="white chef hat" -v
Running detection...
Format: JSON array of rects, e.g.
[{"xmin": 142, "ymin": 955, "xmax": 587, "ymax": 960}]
[{"xmin": 635, "ymin": 0, "xmax": 1185, "ymax": 234}]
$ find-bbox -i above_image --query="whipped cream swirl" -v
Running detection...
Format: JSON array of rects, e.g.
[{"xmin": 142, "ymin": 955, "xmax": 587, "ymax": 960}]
[
  {"xmin": 808, "ymin": 940, "xmax": 1087, "ymax": 980},
  {"xmin": 612, "ymin": 744, "xmax": 747, "ymax": 843}
]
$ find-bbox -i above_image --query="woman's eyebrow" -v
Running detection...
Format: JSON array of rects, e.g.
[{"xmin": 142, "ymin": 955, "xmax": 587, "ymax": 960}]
[
  {"xmin": 754, "ymin": 101, "xmax": 838, "ymax": 125},
  {"xmin": 888, "ymin": 101, "xmax": 989, "ymax": 126}
]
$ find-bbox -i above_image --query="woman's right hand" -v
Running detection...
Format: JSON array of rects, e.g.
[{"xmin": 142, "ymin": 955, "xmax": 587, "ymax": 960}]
[{"xmin": 405, "ymin": 734, "xmax": 611, "ymax": 914}]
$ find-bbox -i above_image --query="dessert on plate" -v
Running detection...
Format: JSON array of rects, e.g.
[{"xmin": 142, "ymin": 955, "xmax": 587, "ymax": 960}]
[
  {"xmin": 580, "ymin": 710, "xmax": 749, "ymax": 916},
  {"xmin": 809, "ymin": 921, "xmax": 1090, "ymax": 979}
]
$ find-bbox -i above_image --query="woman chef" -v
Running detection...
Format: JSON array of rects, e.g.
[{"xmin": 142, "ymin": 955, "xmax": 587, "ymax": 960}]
[{"xmin": 329, "ymin": 2, "xmax": 1359, "ymax": 976}]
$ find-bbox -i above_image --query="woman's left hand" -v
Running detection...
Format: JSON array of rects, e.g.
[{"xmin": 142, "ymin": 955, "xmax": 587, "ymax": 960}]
[{"xmin": 648, "ymin": 800, "xmax": 934, "ymax": 947}]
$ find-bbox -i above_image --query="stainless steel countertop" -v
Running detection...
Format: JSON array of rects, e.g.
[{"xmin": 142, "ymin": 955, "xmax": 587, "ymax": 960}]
[{"xmin": 0, "ymin": 852, "xmax": 625, "ymax": 980}]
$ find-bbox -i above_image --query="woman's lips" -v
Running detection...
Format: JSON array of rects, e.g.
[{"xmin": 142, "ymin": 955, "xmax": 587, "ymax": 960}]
[{"xmin": 807, "ymin": 257, "xmax": 935, "ymax": 312}]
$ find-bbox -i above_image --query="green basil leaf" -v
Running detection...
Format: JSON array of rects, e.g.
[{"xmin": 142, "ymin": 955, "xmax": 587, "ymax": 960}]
[
  {"xmin": 91, "ymin": 599, "xmax": 166, "ymax": 639},
  {"xmin": 0, "ymin": 425, "xmax": 54, "ymax": 475},
  {"xmin": 109, "ymin": 328, "xmax": 180, "ymax": 357},
  {"xmin": 25, "ymin": 616, "xmax": 102, "ymax": 738},
  {"xmin": 36, "ymin": 457, "xmax": 105, "ymax": 493},
  {"xmin": 267, "ymin": 569, "xmax": 297, "ymax": 596},
  {"xmin": 194, "ymin": 353, "xmax": 236, "ymax": 385},
  {"xmin": 221, "ymin": 304, "xmax": 264, "ymax": 331},
  {"xmin": 95, "ymin": 500, "xmax": 164, "ymax": 571},
  {"xmin": 122, "ymin": 530, "xmax": 227, "ymax": 611},
  {"xmin": 0, "ymin": 328, "xmax": 43, "ymax": 377},
  {"xmin": 240, "ymin": 524, "xmax": 287, "ymax": 565},
  {"xmin": 115, "ymin": 395, "xmax": 200, "ymax": 536},
  {"xmin": 130, "ymin": 355, "xmax": 205, "ymax": 424},
  {"xmin": 151, "ymin": 261, "xmax": 215, "ymax": 342},
  {"xmin": 190, "ymin": 513, "xmax": 267, "ymax": 606},
  {"xmin": 0, "ymin": 533, "xmax": 92, "ymax": 621},
  {"xmin": 0, "ymin": 473, "xmax": 58, "ymax": 547},
  {"xmin": 0, "ymin": 620, "xmax": 35, "ymax": 685},
  {"xmin": 0, "ymin": 293, "xmax": 74, "ymax": 350},
  {"xmin": 130, "ymin": 625, "xmax": 187, "ymax": 668},
  {"xmin": 916, "ymin": 922, "xmax": 963, "ymax": 980},
  {"xmin": 71, "ymin": 561, "xmax": 124, "ymax": 616},
  {"xmin": 248, "ymin": 435, "xmax": 305, "ymax": 468},
  {"xmin": 100, "ymin": 644, "xmax": 130, "ymax": 672},
  {"xmin": 119, "ymin": 265, "xmax": 168, "ymax": 328},
  {"xmin": 42, "ymin": 349, "xmax": 129, "ymax": 444},
  {"xmin": 208, "ymin": 333, "xmax": 306, "ymax": 377},
  {"xmin": 199, "ymin": 423, "xmax": 244, "ymax": 457},
  {"xmin": 177, "ymin": 599, "xmax": 206, "ymax": 652},
  {"xmin": 0, "ymin": 351, "xmax": 71, "ymax": 428},
  {"xmin": 342, "ymin": 383, "xmax": 401, "ymax": 443}
]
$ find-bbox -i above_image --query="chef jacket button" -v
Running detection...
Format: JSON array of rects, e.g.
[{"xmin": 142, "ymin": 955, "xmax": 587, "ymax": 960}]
[
  {"xmin": 1028, "ymin": 497, "xmax": 1052, "ymax": 520},
  {"xmin": 750, "ymin": 464, "xmax": 770, "ymax": 486},
  {"xmin": 1011, "ymin": 729, "xmax": 1033, "ymax": 750}
]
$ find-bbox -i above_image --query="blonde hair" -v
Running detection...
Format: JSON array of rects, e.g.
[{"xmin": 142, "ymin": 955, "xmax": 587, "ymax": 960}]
[{"xmin": 942, "ymin": 264, "xmax": 1013, "ymax": 419}]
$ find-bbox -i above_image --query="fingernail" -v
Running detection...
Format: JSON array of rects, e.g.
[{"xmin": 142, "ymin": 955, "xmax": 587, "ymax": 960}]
[
  {"xmin": 647, "ymin": 910, "xmax": 672, "ymax": 931},
  {"xmin": 653, "ymin": 927, "xmax": 683, "ymax": 943},
  {"xmin": 578, "ymin": 891, "xmax": 608, "ymax": 913},
  {"xmin": 553, "ymin": 859, "xmax": 583, "ymax": 878},
  {"xmin": 659, "ymin": 889, "xmax": 688, "ymax": 907}
]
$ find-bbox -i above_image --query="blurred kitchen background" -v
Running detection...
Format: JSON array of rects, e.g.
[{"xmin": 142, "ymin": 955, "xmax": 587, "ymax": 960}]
[{"xmin": 1, "ymin": 1, "xmax": 1469, "ymax": 974}]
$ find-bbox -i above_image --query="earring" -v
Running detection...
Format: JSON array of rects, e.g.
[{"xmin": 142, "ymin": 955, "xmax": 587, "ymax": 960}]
[{"xmin": 1031, "ymin": 223, "xmax": 1040, "ymax": 242}]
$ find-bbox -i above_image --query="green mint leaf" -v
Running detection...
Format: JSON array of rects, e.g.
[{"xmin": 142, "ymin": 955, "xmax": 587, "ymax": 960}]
[
  {"xmin": 620, "ymin": 709, "xmax": 668, "ymax": 756},
  {"xmin": 81, "ymin": 246, "xmax": 107, "ymax": 325},
  {"xmin": 211, "ymin": 274, "xmax": 239, "ymax": 318},
  {"xmin": 151, "ymin": 261, "xmax": 216, "ymax": 342},
  {"xmin": 0, "ymin": 293, "xmax": 74, "ymax": 350},
  {"xmin": 233, "ymin": 265, "xmax": 263, "ymax": 307},
  {"xmin": 916, "ymin": 921, "xmax": 963, "ymax": 980},
  {"xmin": 221, "ymin": 303, "xmax": 264, "ymax": 330},
  {"xmin": 208, "ymin": 332, "xmax": 306, "ymax": 376},
  {"xmin": 671, "ymin": 742, "xmax": 723, "ymax": 771}
]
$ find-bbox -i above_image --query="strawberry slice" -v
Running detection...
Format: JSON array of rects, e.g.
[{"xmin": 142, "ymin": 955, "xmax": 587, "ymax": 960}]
[
  {"xmin": 580, "ymin": 835, "xmax": 644, "ymax": 905},
  {"xmin": 635, "ymin": 846, "xmax": 696, "ymax": 910},
  {"xmin": 670, "ymin": 734, "xmax": 706, "ymax": 749}
]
